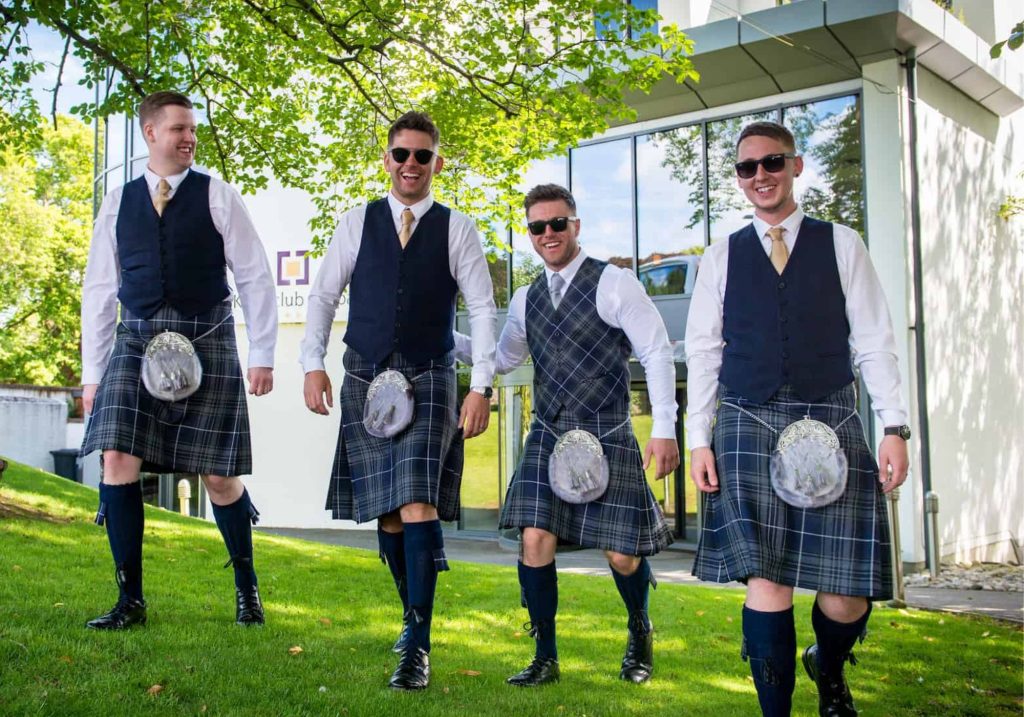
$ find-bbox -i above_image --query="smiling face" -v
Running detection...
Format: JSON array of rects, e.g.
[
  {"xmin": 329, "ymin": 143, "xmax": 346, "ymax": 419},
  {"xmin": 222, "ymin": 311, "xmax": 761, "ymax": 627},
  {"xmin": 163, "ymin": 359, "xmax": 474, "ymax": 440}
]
[
  {"xmin": 528, "ymin": 199, "xmax": 581, "ymax": 271},
  {"xmin": 736, "ymin": 133, "xmax": 803, "ymax": 224},
  {"xmin": 144, "ymin": 104, "xmax": 197, "ymax": 175},
  {"xmin": 385, "ymin": 129, "xmax": 443, "ymax": 204}
]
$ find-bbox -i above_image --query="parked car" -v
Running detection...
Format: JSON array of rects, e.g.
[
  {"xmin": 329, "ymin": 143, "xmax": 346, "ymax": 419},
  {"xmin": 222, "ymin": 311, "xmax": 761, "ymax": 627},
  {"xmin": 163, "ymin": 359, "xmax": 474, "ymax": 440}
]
[{"xmin": 638, "ymin": 254, "xmax": 701, "ymax": 297}]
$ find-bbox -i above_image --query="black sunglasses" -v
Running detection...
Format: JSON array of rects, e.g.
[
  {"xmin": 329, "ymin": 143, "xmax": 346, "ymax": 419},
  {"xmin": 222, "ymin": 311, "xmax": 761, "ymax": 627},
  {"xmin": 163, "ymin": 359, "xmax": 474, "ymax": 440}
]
[
  {"xmin": 527, "ymin": 216, "xmax": 578, "ymax": 236},
  {"xmin": 389, "ymin": 147, "xmax": 436, "ymax": 165},
  {"xmin": 734, "ymin": 152, "xmax": 797, "ymax": 179}
]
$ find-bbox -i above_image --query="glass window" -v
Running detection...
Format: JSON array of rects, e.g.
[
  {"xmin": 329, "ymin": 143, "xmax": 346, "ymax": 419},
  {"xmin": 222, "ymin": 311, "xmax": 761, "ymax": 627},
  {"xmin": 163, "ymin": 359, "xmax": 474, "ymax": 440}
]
[
  {"xmin": 104, "ymin": 114, "xmax": 127, "ymax": 171},
  {"xmin": 512, "ymin": 155, "xmax": 567, "ymax": 292},
  {"xmin": 783, "ymin": 96, "xmax": 864, "ymax": 235},
  {"xmin": 636, "ymin": 125, "xmax": 704, "ymax": 296},
  {"xmin": 707, "ymin": 110, "xmax": 777, "ymax": 243},
  {"xmin": 131, "ymin": 117, "xmax": 148, "ymax": 161},
  {"xmin": 570, "ymin": 138, "xmax": 633, "ymax": 270},
  {"xmin": 630, "ymin": 0, "xmax": 659, "ymax": 39},
  {"xmin": 104, "ymin": 167, "xmax": 124, "ymax": 193}
]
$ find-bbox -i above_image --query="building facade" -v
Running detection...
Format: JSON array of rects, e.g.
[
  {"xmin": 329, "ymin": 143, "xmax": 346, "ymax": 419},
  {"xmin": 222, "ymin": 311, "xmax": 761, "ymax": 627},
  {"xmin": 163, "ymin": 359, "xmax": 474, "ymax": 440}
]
[{"xmin": 93, "ymin": 0, "xmax": 1024, "ymax": 567}]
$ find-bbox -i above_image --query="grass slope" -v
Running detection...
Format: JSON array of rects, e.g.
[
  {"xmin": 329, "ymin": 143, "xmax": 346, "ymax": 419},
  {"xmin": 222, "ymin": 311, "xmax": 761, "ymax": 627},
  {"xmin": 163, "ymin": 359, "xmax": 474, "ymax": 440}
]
[{"xmin": 0, "ymin": 459, "xmax": 1020, "ymax": 717}]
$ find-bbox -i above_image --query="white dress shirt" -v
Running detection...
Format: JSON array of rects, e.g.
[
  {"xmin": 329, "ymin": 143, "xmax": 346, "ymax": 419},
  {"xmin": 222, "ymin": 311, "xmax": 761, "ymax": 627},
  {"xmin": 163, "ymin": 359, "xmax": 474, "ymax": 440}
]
[
  {"xmin": 300, "ymin": 192, "xmax": 497, "ymax": 388},
  {"xmin": 684, "ymin": 206, "xmax": 907, "ymax": 449},
  {"xmin": 81, "ymin": 168, "xmax": 278, "ymax": 385},
  {"xmin": 455, "ymin": 250, "xmax": 678, "ymax": 439}
]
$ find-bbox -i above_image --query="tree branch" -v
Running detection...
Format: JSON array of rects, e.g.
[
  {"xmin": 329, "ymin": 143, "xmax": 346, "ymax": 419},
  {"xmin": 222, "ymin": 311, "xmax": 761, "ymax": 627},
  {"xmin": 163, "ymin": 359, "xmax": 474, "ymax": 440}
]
[
  {"xmin": 50, "ymin": 35, "xmax": 70, "ymax": 129},
  {"xmin": 37, "ymin": 10, "xmax": 147, "ymax": 97}
]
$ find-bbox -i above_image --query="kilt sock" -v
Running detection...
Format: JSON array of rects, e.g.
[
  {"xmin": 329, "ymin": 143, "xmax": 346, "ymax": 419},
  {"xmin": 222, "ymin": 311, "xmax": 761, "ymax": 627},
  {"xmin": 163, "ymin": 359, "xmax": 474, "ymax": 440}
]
[
  {"xmin": 519, "ymin": 560, "xmax": 558, "ymax": 660},
  {"xmin": 811, "ymin": 600, "xmax": 872, "ymax": 674},
  {"xmin": 96, "ymin": 481, "xmax": 145, "ymax": 601},
  {"xmin": 378, "ymin": 526, "xmax": 409, "ymax": 614},
  {"xmin": 611, "ymin": 557, "xmax": 653, "ymax": 631},
  {"xmin": 742, "ymin": 605, "xmax": 796, "ymax": 717},
  {"xmin": 403, "ymin": 519, "xmax": 448, "ymax": 652},
  {"xmin": 211, "ymin": 488, "xmax": 259, "ymax": 590}
]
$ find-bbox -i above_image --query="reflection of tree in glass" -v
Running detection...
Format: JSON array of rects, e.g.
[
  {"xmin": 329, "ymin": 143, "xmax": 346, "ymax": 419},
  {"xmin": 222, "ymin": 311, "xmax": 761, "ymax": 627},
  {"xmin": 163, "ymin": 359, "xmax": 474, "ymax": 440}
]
[
  {"xmin": 651, "ymin": 125, "xmax": 704, "ymax": 230},
  {"xmin": 784, "ymin": 101, "xmax": 864, "ymax": 235},
  {"xmin": 487, "ymin": 253, "xmax": 509, "ymax": 308},
  {"xmin": 511, "ymin": 252, "xmax": 544, "ymax": 292}
]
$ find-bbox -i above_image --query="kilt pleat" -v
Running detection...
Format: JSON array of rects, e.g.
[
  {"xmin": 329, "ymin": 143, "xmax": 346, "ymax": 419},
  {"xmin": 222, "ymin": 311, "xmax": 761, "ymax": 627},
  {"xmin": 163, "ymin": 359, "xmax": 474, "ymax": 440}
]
[
  {"xmin": 693, "ymin": 383, "xmax": 893, "ymax": 600},
  {"xmin": 499, "ymin": 412, "xmax": 673, "ymax": 556},
  {"xmin": 80, "ymin": 302, "xmax": 252, "ymax": 476},
  {"xmin": 325, "ymin": 348, "xmax": 463, "ymax": 523}
]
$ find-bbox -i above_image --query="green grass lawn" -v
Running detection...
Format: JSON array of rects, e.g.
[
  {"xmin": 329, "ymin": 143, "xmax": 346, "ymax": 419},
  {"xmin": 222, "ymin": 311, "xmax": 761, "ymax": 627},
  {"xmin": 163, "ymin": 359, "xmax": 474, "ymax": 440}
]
[{"xmin": 1, "ymin": 459, "xmax": 1021, "ymax": 717}]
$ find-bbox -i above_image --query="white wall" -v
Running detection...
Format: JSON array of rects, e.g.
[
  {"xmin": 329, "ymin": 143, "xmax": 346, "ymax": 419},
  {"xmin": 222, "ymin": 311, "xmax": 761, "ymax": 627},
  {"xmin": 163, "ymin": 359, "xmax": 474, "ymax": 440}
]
[
  {"xmin": 914, "ymin": 65, "xmax": 1024, "ymax": 563},
  {"xmin": 232, "ymin": 321, "xmax": 367, "ymax": 529},
  {"xmin": 862, "ymin": 58, "xmax": 928, "ymax": 565}
]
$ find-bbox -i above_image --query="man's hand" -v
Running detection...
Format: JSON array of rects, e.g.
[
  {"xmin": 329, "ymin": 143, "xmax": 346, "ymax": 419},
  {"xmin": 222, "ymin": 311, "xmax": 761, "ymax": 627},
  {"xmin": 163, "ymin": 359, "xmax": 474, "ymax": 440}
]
[
  {"xmin": 83, "ymin": 384, "xmax": 99, "ymax": 416},
  {"xmin": 247, "ymin": 367, "xmax": 274, "ymax": 396},
  {"xmin": 304, "ymin": 370, "xmax": 333, "ymax": 415},
  {"xmin": 877, "ymin": 435, "xmax": 909, "ymax": 494},
  {"xmin": 690, "ymin": 446, "xmax": 720, "ymax": 493},
  {"xmin": 459, "ymin": 391, "xmax": 490, "ymax": 439},
  {"xmin": 643, "ymin": 437, "xmax": 680, "ymax": 480}
]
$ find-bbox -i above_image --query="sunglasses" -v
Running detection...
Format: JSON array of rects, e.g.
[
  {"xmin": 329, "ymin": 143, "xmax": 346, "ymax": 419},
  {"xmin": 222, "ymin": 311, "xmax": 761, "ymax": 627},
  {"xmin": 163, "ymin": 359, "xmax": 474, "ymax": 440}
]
[
  {"xmin": 734, "ymin": 152, "xmax": 797, "ymax": 179},
  {"xmin": 389, "ymin": 147, "xmax": 436, "ymax": 165},
  {"xmin": 527, "ymin": 216, "xmax": 578, "ymax": 236}
]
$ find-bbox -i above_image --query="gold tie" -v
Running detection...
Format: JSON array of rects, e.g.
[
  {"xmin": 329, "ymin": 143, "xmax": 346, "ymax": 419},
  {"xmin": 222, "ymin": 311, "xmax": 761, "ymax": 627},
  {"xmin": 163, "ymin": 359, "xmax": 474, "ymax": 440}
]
[
  {"xmin": 767, "ymin": 226, "xmax": 788, "ymax": 275},
  {"xmin": 153, "ymin": 178, "xmax": 171, "ymax": 217},
  {"xmin": 399, "ymin": 208, "xmax": 414, "ymax": 249}
]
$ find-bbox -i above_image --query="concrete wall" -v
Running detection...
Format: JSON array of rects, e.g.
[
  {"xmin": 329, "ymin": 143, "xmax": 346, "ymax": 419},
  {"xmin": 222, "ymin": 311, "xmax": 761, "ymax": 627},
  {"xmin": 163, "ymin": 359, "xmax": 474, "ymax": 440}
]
[
  {"xmin": 914, "ymin": 65, "xmax": 1024, "ymax": 563},
  {"xmin": 0, "ymin": 395, "xmax": 66, "ymax": 473}
]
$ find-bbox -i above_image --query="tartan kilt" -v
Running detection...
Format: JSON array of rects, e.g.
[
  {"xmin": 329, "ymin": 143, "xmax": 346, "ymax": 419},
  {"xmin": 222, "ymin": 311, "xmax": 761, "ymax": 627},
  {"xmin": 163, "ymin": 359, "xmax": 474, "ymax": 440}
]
[
  {"xmin": 499, "ymin": 411, "xmax": 673, "ymax": 556},
  {"xmin": 80, "ymin": 301, "xmax": 252, "ymax": 476},
  {"xmin": 693, "ymin": 383, "xmax": 893, "ymax": 600},
  {"xmin": 325, "ymin": 348, "xmax": 464, "ymax": 523}
]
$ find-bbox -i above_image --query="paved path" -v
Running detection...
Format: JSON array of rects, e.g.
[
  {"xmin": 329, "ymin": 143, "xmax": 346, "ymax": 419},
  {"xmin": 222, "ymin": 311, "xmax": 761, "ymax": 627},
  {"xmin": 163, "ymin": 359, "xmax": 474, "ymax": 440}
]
[{"xmin": 259, "ymin": 528, "xmax": 1023, "ymax": 624}]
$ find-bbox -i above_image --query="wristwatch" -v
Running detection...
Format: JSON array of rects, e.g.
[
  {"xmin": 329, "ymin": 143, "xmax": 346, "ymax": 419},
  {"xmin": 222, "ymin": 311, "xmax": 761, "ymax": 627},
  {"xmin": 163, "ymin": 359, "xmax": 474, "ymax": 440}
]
[
  {"xmin": 470, "ymin": 386, "xmax": 493, "ymax": 399},
  {"xmin": 884, "ymin": 425, "xmax": 911, "ymax": 440}
]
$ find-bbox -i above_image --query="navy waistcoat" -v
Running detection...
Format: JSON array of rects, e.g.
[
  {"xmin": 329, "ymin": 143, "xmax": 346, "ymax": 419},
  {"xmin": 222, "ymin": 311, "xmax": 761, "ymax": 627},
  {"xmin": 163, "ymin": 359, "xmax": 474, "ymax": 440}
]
[
  {"xmin": 526, "ymin": 257, "xmax": 633, "ymax": 422},
  {"xmin": 116, "ymin": 171, "xmax": 229, "ymax": 319},
  {"xmin": 344, "ymin": 198, "xmax": 458, "ymax": 364},
  {"xmin": 720, "ymin": 217, "xmax": 854, "ymax": 403}
]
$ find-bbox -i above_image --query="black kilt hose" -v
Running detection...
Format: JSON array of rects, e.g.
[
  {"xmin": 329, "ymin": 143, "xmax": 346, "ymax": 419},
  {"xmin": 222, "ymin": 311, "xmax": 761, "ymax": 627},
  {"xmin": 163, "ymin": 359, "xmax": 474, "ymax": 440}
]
[
  {"xmin": 81, "ymin": 301, "xmax": 252, "ymax": 476},
  {"xmin": 500, "ymin": 412, "xmax": 673, "ymax": 557},
  {"xmin": 325, "ymin": 348, "xmax": 464, "ymax": 523},
  {"xmin": 693, "ymin": 383, "xmax": 893, "ymax": 600}
]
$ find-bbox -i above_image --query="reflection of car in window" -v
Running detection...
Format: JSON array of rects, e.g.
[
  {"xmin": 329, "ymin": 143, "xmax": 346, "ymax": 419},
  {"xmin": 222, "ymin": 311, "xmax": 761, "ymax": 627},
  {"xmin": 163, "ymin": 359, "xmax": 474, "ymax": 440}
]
[{"xmin": 638, "ymin": 255, "xmax": 701, "ymax": 297}]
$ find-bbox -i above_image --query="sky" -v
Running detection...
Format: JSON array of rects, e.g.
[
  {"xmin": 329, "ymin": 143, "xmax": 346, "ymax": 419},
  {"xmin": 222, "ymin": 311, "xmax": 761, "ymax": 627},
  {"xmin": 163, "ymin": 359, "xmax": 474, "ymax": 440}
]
[{"xmin": 21, "ymin": 22, "xmax": 95, "ymax": 118}]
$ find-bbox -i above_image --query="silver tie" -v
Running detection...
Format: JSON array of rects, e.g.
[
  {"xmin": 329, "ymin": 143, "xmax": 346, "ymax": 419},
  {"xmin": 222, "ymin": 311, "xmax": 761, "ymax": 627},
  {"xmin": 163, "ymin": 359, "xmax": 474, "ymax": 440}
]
[{"xmin": 549, "ymin": 273, "xmax": 565, "ymax": 309}]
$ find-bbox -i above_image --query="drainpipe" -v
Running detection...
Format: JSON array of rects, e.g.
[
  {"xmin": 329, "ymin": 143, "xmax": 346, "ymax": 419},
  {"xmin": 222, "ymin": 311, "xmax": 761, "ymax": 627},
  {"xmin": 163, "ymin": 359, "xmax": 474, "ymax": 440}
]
[{"xmin": 903, "ymin": 49, "xmax": 935, "ymax": 566}]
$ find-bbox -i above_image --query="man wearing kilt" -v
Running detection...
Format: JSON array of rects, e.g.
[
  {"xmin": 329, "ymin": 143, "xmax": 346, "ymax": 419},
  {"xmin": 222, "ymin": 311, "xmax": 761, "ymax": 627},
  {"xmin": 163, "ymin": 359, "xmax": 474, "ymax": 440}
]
[
  {"xmin": 301, "ymin": 111, "xmax": 496, "ymax": 691},
  {"xmin": 457, "ymin": 183, "xmax": 679, "ymax": 686},
  {"xmin": 80, "ymin": 92, "xmax": 277, "ymax": 630},
  {"xmin": 686, "ymin": 121, "xmax": 910, "ymax": 717}
]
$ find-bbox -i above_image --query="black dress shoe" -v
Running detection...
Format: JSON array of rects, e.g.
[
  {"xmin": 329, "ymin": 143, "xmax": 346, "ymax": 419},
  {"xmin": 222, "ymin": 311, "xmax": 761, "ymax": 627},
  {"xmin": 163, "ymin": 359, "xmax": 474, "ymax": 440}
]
[
  {"xmin": 389, "ymin": 646, "xmax": 431, "ymax": 690},
  {"xmin": 803, "ymin": 644, "xmax": 859, "ymax": 716},
  {"xmin": 86, "ymin": 597, "xmax": 147, "ymax": 630},
  {"xmin": 392, "ymin": 619, "xmax": 412, "ymax": 653},
  {"xmin": 235, "ymin": 587, "xmax": 265, "ymax": 626},
  {"xmin": 619, "ymin": 612, "xmax": 654, "ymax": 683},
  {"xmin": 507, "ymin": 656, "xmax": 560, "ymax": 686}
]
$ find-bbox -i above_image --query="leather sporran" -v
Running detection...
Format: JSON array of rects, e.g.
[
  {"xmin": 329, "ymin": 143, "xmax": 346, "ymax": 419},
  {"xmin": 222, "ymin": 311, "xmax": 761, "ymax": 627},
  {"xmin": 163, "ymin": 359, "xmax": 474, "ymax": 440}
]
[
  {"xmin": 141, "ymin": 331, "xmax": 203, "ymax": 402},
  {"xmin": 548, "ymin": 429, "xmax": 610, "ymax": 504},
  {"xmin": 363, "ymin": 370, "xmax": 415, "ymax": 438},
  {"xmin": 769, "ymin": 417, "xmax": 848, "ymax": 508}
]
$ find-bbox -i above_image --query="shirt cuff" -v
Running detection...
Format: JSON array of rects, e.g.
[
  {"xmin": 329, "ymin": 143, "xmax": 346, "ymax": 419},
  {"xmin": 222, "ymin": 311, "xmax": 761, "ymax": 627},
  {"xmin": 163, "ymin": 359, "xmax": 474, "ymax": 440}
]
[
  {"xmin": 650, "ymin": 418, "xmax": 676, "ymax": 440},
  {"xmin": 687, "ymin": 429, "xmax": 712, "ymax": 450},
  {"xmin": 247, "ymin": 349, "xmax": 275, "ymax": 369},
  {"xmin": 301, "ymin": 356, "xmax": 327, "ymax": 374},
  {"xmin": 470, "ymin": 366, "xmax": 494, "ymax": 389},
  {"xmin": 878, "ymin": 409, "xmax": 908, "ymax": 428},
  {"xmin": 82, "ymin": 365, "xmax": 105, "ymax": 386}
]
